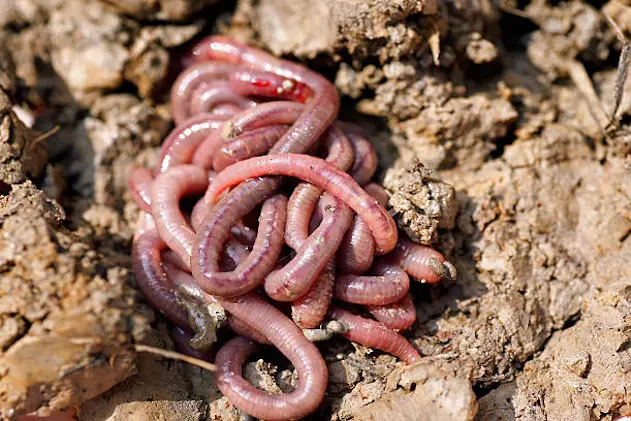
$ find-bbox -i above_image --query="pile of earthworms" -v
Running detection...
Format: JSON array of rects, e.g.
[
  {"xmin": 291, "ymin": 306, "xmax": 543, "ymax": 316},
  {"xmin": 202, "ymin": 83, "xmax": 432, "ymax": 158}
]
[{"xmin": 129, "ymin": 36, "xmax": 456, "ymax": 421}]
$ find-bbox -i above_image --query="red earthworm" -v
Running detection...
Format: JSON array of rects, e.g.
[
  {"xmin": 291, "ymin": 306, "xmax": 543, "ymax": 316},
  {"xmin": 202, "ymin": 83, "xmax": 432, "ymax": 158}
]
[
  {"xmin": 205, "ymin": 153, "xmax": 398, "ymax": 254},
  {"xmin": 132, "ymin": 232, "xmax": 191, "ymax": 331},
  {"xmin": 157, "ymin": 114, "xmax": 225, "ymax": 174},
  {"xmin": 211, "ymin": 125, "xmax": 289, "ymax": 171},
  {"xmin": 189, "ymin": 36, "xmax": 340, "ymax": 150},
  {"xmin": 285, "ymin": 125, "xmax": 354, "ymax": 249},
  {"xmin": 194, "ymin": 102, "xmax": 327, "ymax": 296},
  {"xmin": 390, "ymin": 237, "xmax": 456, "ymax": 283},
  {"xmin": 189, "ymin": 80, "xmax": 256, "ymax": 117},
  {"xmin": 220, "ymin": 101, "xmax": 303, "ymax": 140},
  {"xmin": 171, "ymin": 61, "xmax": 239, "ymax": 125},
  {"xmin": 335, "ymin": 182, "xmax": 387, "ymax": 274},
  {"xmin": 227, "ymin": 314, "xmax": 271, "ymax": 345},
  {"xmin": 334, "ymin": 261, "xmax": 409, "ymax": 306},
  {"xmin": 190, "ymin": 128, "xmax": 227, "ymax": 169},
  {"xmin": 194, "ymin": 194, "xmax": 287, "ymax": 297},
  {"xmin": 291, "ymin": 260, "xmax": 336, "ymax": 328},
  {"xmin": 151, "ymin": 165, "xmax": 208, "ymax": 266},
  {"xmin": 134, "ymin": 211, "xmax": 157, "ymax": 241},
  {"xmin": 367, "ymin": 294, "xmax": 416, "ymax": 331},
  {"xmin": 163, "ymin": 255, "xmax": 271, "ymax": 347},
  {"xmin": 328, "ymin": 307, "xmax": 421, "ymax": 364},
  {"xmin": 284, "ymin": 183, "xmax": 319, "ymax": 250},
  {"xmin": 215, "ymin": 293, "xmax": 328, "ymax": 421},
  {"xmin": 129, "ymin": 167, "xmax": 154, "ymax": 213},
  {"xmin": 336, "ymin": 217, "xmax": 374, "ymax": 275},
  {"xmin": 265, "ymin": 193, "xmax": 352, "ymax": 302},
  {"xmin": 229, "ymin": 69, "xmax": 313, "ymax": 103},
  {"xmin": 346, "ymin": 131, "xmax": 377, "ymax": 186}
]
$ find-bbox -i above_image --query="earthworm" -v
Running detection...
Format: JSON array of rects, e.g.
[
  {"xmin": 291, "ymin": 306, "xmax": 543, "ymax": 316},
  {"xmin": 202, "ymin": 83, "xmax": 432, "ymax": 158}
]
[
  {"xmin": 390, "ymin": 238, "xmax": 457, "ymax": 283},
  {"xmin": 291, "ymin": 260, "xmax": 336, "ymax": 328},
  {"xmin": 128, "ymin": 36, "xmax": 460, "ymax": 421},
  {"xmin": 132, "ymin": 232, "xmax": 191, "ymax": 331},
  {"xmin": 205, "ymin": 153, "xmax": 398, "ymax": 254},
  {"xmin": 230, "ymin": 69, "xmax": 313, "ymax": 103},
  {"xmin": 171, "ymin": 61, "xmax": 239, "ymax": 125},
  {"xmin": 189, "ymin": 80, "xmax": 256, "ymax": 117},
  {"xmin": 215, "ymin": 294, "xmax": 328, "ymax": 421},
  {"xmin": 157, "ymin": 114, "xmax": 225, "ymax": 174},
  {"xmin": 367, "ymin": 294, "xmax": 417, "ymax": 331},
  {"xmin": 194, "ymin": 194, "xmax": 287, "ymax": 297},
  {"xmin": 347, "ymin": 131, "xmax": 378, "ymax": 186},
  {"xmin": 129, "ymin": 167, "xmax": 154, "ymax": 213},
  {"xmin": 336, "ymin": 216, "xmax": 375, "ymax": 275},
  {"xmin": 151, "ymin": 165, "xmax": 208, "ymax": 266},
  {"xmin": 334, "ymin": 261, "xmax": 410, "ymax": 306},
  {"xmin": 265, "ymin": 193, "xmax": 352, "ymax": 302},
  {"xmin": 189, "ymin": 36, "xmax": 340, "ymax": 149},
  {"xmin": 220, "ymin": 101, "xmax": 303, "ymax": 140},
  {"xmin": 211, "ymin": 125, "xmax": 289, "ymax": 171},
  {"xmin": 328, "ymin": 307, "xmax": 421, "ymax": 364}
]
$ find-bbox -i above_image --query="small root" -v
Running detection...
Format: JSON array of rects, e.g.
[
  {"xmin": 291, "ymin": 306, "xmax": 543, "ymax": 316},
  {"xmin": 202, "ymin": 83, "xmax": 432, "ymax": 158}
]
[{"xmin": 134, "ymin": 344, "xmax": 217, "ymax": 372}]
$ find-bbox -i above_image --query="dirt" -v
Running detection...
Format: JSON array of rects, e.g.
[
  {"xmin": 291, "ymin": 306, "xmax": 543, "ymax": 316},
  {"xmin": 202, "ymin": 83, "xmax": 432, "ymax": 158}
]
[{"xmin": 1, "ymin": 0, "xmax": 631, "ymax": 420}]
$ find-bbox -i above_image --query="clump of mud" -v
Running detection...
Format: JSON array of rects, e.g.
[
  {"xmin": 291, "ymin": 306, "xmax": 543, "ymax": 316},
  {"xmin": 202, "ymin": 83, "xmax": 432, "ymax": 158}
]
[{"xmin": 1, "ymin": 0, "xmax": 631, "ymax": 420}]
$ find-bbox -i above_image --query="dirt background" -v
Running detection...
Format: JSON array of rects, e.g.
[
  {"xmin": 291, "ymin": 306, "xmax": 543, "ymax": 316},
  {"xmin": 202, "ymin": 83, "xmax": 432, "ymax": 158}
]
[{"xmin": 0, "ymin": 0, "xmax": 630, "ymax": 420}]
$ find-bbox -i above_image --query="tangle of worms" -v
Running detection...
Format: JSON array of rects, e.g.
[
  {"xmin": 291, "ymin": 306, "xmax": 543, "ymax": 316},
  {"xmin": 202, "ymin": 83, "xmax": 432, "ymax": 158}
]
[{"xmin": 129, "ymin": 35, "xmax": 456, "ymax": 421}]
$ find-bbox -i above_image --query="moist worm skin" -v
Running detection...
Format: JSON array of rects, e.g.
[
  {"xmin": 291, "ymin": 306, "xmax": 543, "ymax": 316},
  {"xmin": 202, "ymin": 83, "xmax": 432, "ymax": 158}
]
[
  {"xmin": 193, "ymin": 194, "xmax": 287, "ymax": 297},
  {"xmin": 205, "ymin": 153, "xmax": 398, "ymax": 254},
  {"xmin": 329, "ymin": 307, "xmax": 421, "ymax": 364},
  {"xmin": 334, "ymin": 261, "xmax": 410, "ymax": 306},
  {"xmin": 216, "ymin": 294, "xmax": 328, "ymax": 421},
  {"xmin": 367, "ymin": 293, "xmax": 417, "ymax": 331}
]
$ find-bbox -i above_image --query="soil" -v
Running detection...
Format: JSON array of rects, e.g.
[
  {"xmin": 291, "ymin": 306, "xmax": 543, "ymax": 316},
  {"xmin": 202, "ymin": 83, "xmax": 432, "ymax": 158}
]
[{"xmin": 1, "ymin": 0, "xmax": 631, "ymax": 420}]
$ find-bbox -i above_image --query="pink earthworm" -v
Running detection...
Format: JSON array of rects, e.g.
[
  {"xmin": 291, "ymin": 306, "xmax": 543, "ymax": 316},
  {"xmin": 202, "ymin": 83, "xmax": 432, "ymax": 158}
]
[
  {"xmin": 189, "ymin": 36, "xmax": 340, "ymax": 150},
  {"xmin": 164, "ymin": 258, "xmax": 272, "ymax": 346},
  {"xmin": 171, "ymin": 61, "xmax": 239, "ymax": 125},
  {"xmin": 129, "ymin": 167, "xmax": 154, "ymax": 213},
  {"xmin": 283, "ymin": 128, "xmax": 354, "ymax": 325},
  {"xmin": 194, "ymin": 102, "xmax": 328, "ymax": 296},
  {"xmin": 334, "ymin": 261, "xmax": 410, "ymax": 306},
  {"xmin": 346, "ymin": 131, "xmax": 378, "ymax": 186},
  {"xmin": 134, "ymin": 211, "xmax": 157, "ymax": 241},
  {"xmin": 215, "ymin": 293, "xmax": 328, "ymax": 421},
  {"xmin": 367, "ymin": 294, "xmax": 417, "ymax": 331},
  {"xmin": 151, "ymin": 165, "xmax": 208, "ymax": 266},
  {"xmin": 291, "ymin": 260, "xmax": 336, "ymax": 328},
  {"xmin": 328, "ymin": 307, "xmax": 421, "ymax": 364},
  {"xmin": 390, "ymin": 237, "xmax": 457, "ymax": 283},
  {"xmin": 211, "ymin": 125, "xmax": 289, "ymax": 172},
  {"xmin": 229, "ymin": 69, "xmax": 313, "ymax": 103},
  {"xmin": 336, "ymin": 183, "xmax": 387, "ymax": 274},
  {"xmin": 336, "ymin": 217, "xmax": 374, "ymax": 275},
  {"xmin": 190, "ymin": 128, "xmax": 229, "ymax": 169},
  {"xmin": 284, "ymin": 182, "xmax": 320, "ymax": 250},
  {"xmin": 227, "ymin": 314, "xmax": 271, "ymax": 345},
  {"xmin": 285, "ymin": 125, "xmax": 354, "ymax": 249},
  {"xmin": 220, "ymin": 101, "xmax": 303, "ymax": 140},
  {"xmin": 205, "ymin": 153, "xmax": 398, "ymax": 254},
  {"xmin": 265, "ymin": 193, "xmax": 352, "ymax": 302},
  {"xmin": 132, "ymin": 232, "xmax": 191, "ymax": 331},
  {"xmin": 193, "ymin": 194, "xmax": 287, "ymax": 297},
  {"xmin": 189, "ymin": 80, "xmax": 256, "ymax": 117},
  {"xmin": 157, "ymin": 114, "xmax": 226, "ymax": 174}
]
